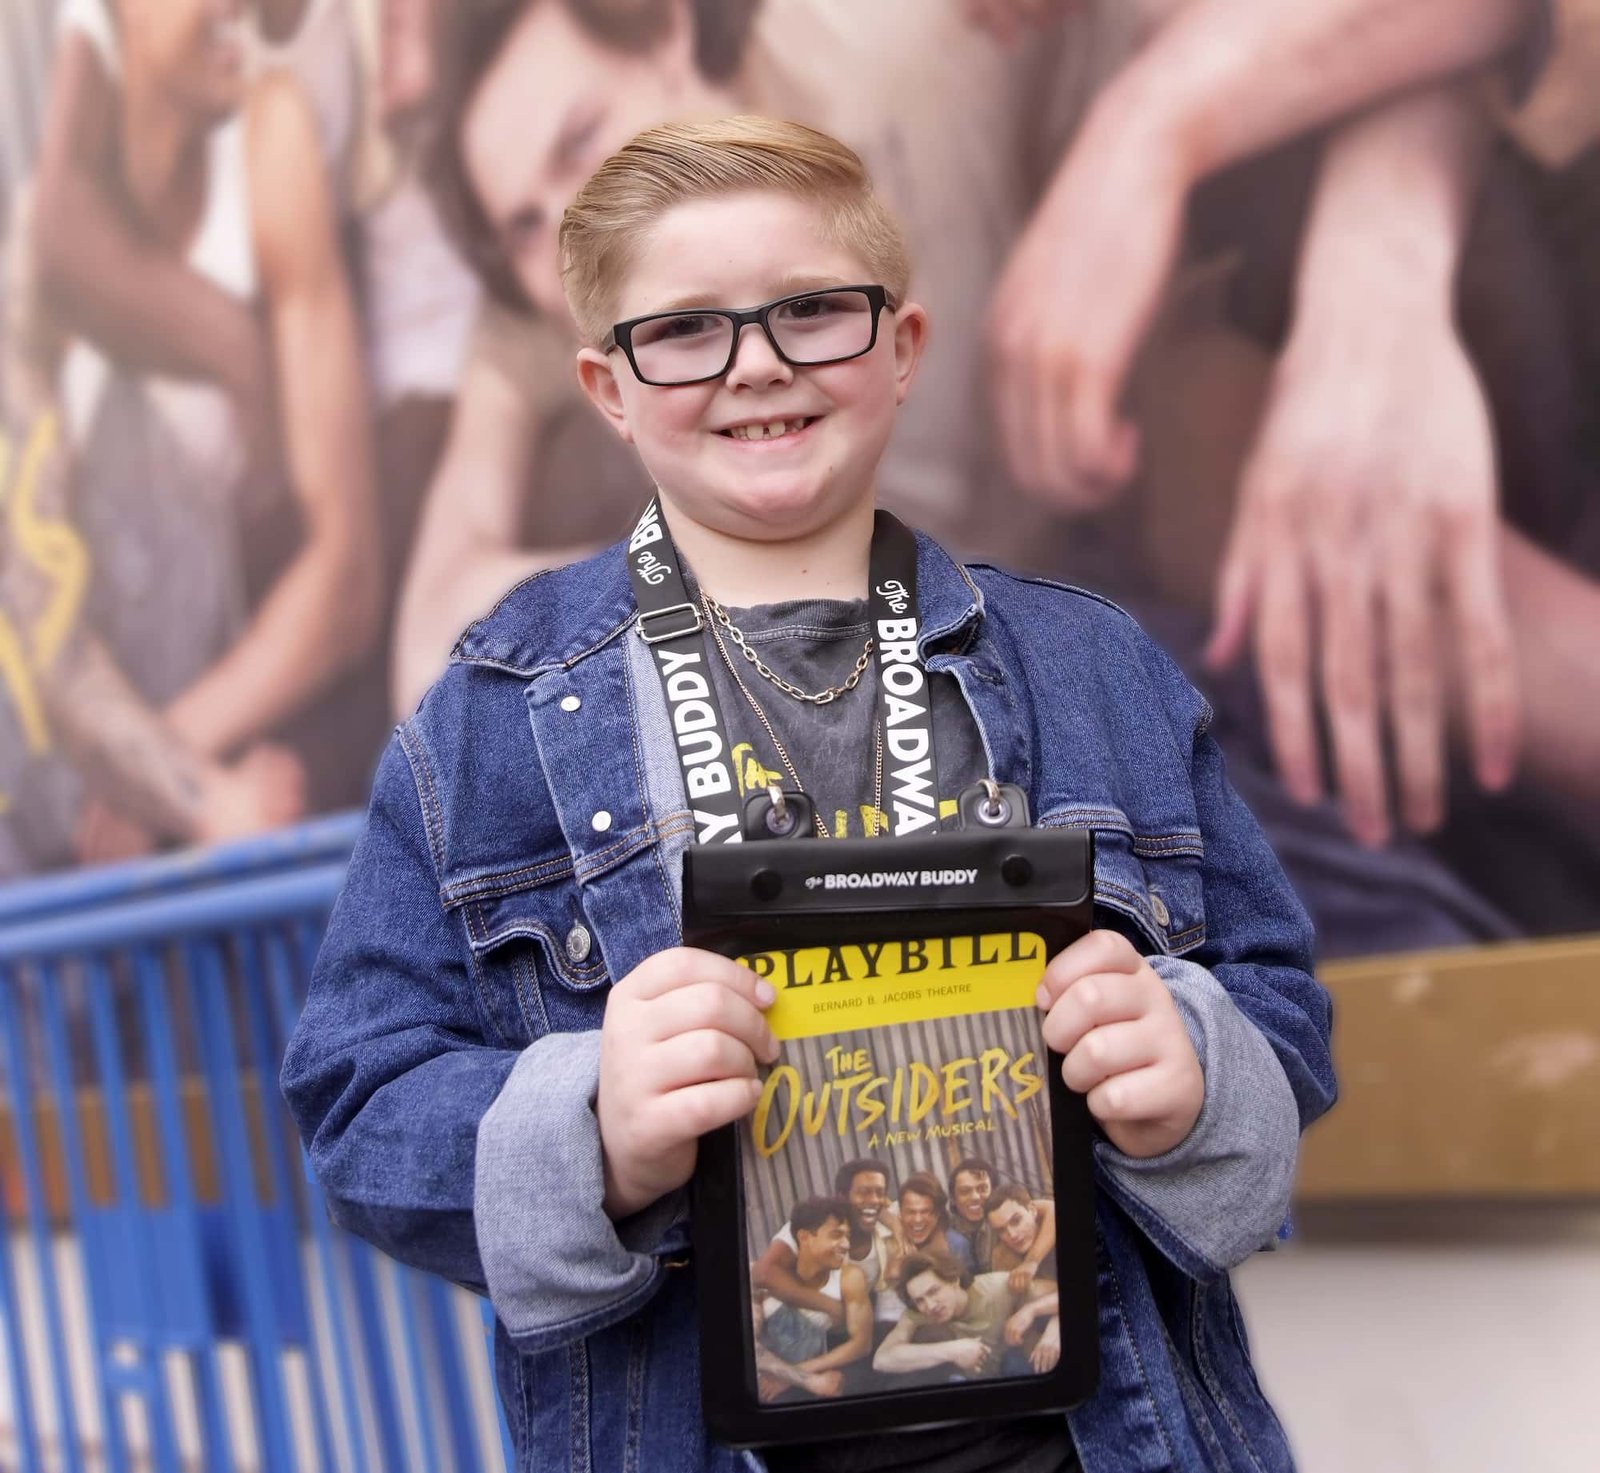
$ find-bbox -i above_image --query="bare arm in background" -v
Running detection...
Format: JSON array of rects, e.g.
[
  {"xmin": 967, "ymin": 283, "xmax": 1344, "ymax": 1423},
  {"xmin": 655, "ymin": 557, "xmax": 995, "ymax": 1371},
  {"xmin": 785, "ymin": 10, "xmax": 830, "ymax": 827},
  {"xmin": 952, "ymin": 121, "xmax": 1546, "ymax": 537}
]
[
  {"xmin": 391, "ymin": 340, "xmax": 597, "ymax": 716},
  {"xmin": 29, "ymin": 32, "xmax": 276, "ymax": 469},
  {"xmin": 163, "ymin": 74, "xmax": 381, "ymax": 760},
  {"xmin": 987, "ymin": 0, "xmax": 1537, "ymax": 501}
]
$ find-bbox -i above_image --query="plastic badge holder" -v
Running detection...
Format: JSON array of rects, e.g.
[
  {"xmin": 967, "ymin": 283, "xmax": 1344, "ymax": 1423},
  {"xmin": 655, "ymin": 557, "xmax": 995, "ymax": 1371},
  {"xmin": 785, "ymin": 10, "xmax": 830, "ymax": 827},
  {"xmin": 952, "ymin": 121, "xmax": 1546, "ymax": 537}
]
[{"xmin": 684, "ymin": 811, "xmax": 1098, "ymax": 1447}]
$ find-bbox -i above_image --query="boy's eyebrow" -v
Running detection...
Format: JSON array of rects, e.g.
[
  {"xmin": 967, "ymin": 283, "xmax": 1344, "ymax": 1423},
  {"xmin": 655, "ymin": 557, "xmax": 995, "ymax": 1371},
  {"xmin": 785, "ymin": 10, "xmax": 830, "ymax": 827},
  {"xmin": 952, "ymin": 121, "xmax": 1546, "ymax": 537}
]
[{"xmin": 650, "ymin": 274, "xmax": 857, "ymax": 314}]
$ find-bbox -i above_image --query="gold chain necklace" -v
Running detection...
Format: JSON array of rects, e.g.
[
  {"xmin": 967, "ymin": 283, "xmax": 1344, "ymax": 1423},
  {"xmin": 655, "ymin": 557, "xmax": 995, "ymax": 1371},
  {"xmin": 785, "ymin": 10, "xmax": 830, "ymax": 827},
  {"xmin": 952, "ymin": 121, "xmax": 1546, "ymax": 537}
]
[
  {"xmin": 703, "ymin": 607, "xmax": 885, "ymax": 839},
  {"xmin": 702, "ymin": 594, "xmax": 874, "ymax": 705}
]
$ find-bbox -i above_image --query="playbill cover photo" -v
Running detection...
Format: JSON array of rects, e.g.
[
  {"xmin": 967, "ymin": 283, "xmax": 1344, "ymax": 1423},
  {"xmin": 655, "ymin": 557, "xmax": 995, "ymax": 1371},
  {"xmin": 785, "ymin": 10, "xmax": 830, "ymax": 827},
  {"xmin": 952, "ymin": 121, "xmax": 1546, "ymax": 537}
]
[{"xmin": 738, "ymin": 929, "xmax": 1066, "ymax": 1404}]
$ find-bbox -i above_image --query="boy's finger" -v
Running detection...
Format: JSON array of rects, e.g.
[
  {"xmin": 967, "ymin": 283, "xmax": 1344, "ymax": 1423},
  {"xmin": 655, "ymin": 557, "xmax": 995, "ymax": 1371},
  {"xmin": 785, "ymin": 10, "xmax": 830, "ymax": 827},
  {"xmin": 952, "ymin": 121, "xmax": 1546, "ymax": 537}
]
[
  {"xmin": 658, "ymin": 1076, "xmax": 766, "ymax": 1141},
  {"xmin": 1058, "ymin": 1017, "xmax": 1160, "ymax": 1095},
  {"xmin": 629, "ymin": 947, "xmax": 777, "ymax": 1008},
  {"xmin": 1037, "ymin": 930, "xmax": 1143, "ymax": 1007},
  {"xmin": 649, "ymin": 980, "xmax": 778, "ymax": 1062},
  {"xmin": 1039, "ymin": 971, "xmax": 1149, "ymax": 1057},
  {"xmin": 1083, "ymin": 1061, "xmax": 1176, "ymax": 1125},
  {"xmin": 650, "ymin": 1029, "xmax": 762, "ymax": 1092}
]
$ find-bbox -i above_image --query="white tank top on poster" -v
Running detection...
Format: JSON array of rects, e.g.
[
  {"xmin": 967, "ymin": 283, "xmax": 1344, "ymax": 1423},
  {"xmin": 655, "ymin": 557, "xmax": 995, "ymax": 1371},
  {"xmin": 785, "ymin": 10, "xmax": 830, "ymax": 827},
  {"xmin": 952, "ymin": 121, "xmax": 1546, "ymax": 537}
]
[
  {"xmin": 762, "ymin": 1266, "xmax": 843, "ymax": 1334},
  {"xmin": 57, "ymin": 0, "xmax": 256, "ymax": 501}
]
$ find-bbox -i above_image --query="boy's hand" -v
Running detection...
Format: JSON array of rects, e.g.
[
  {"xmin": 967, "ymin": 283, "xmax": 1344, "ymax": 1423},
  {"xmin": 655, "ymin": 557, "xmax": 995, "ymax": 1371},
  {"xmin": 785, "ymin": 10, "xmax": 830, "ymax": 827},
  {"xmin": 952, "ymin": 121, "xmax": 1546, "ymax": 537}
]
[
  {"xmin": 598, "ymin": 948, "xmax": 779, "ymax": 1221},
  {"xmin": 1036, "ymin": 930, "xmax": 1203, "ymax": 1158}
]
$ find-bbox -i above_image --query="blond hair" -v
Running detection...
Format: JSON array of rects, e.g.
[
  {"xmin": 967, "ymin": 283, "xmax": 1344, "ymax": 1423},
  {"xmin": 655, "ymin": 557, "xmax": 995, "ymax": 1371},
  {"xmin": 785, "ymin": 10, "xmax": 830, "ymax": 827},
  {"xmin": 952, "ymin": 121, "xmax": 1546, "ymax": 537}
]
[{"xmin": 558, "ymin": 115, "xmax": 912, "ymax": 345}]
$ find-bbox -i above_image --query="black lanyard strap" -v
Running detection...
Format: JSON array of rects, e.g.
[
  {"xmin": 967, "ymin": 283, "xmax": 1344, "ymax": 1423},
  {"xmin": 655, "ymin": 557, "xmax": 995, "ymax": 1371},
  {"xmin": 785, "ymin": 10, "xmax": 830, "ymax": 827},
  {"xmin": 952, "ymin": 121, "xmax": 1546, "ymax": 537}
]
[
  {"xmin": 866, "ymin": 514, "xmax": 939, "ymax": 838},
  {"xmin": 627, "ymin": 496, "xmax": 940, "ymax": 845}
]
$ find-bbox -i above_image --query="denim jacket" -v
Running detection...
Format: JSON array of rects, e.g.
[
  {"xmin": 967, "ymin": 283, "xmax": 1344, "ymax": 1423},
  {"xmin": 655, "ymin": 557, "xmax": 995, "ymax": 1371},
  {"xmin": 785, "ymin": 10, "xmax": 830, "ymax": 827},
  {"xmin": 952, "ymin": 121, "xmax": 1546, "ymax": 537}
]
[{"xmin": 281, "ymin": 534, "xmax": 1335, "ymax": 1473}]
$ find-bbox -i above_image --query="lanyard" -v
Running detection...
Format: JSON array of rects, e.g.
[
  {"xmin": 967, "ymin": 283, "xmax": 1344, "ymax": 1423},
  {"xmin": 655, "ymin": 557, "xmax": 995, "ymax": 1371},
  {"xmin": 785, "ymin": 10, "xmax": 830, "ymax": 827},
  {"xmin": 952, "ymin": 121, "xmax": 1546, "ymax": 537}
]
[{"xmin": 626, "ymin": 496, "xmax": 941, "ymax": 845}]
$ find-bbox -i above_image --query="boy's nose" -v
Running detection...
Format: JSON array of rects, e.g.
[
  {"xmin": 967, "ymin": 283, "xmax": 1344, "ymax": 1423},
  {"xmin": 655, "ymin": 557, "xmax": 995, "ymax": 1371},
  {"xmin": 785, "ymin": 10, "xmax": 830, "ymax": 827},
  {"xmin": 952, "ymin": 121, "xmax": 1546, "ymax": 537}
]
[{"xmin": 724, "ymin": 322, "xmax": 794, "ymax": 390}]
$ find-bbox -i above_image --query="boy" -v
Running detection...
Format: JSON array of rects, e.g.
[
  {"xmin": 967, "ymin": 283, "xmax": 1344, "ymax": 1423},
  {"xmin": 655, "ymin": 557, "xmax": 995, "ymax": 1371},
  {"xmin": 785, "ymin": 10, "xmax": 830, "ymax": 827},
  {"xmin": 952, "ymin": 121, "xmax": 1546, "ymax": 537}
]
[{"xmin": 282, "ymin": 117, "xmax": 1334, "ymax": 1473}]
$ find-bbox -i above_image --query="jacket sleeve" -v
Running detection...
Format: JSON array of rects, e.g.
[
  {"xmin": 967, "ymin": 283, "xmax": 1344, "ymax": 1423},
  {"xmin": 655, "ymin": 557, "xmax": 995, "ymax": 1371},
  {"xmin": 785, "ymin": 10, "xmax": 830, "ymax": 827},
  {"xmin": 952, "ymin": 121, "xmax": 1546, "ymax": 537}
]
[
  {"xmin": 279, "ymin": 726, "xmax": 686, "ymax": 1345},
  {"xmin": 1093, "ymin": 630, "xmax": 1337, "ymax": 1282}
]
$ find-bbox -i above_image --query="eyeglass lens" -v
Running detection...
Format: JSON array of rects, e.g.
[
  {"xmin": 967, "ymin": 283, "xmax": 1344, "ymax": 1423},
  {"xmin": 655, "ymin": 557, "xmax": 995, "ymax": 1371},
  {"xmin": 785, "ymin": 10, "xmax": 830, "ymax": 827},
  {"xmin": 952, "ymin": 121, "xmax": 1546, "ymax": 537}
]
[{"xmin": 629, "ymin": 289, "xmax": 876, "ymax": 384}]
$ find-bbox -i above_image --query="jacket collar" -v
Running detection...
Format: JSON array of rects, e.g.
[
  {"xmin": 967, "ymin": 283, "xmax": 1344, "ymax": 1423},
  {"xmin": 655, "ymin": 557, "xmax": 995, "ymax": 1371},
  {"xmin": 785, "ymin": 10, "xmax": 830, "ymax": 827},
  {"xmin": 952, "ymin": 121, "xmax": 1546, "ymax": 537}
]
[{"xmin": 453, "ymin": 527, "xmax": 987, "ymax": 677}]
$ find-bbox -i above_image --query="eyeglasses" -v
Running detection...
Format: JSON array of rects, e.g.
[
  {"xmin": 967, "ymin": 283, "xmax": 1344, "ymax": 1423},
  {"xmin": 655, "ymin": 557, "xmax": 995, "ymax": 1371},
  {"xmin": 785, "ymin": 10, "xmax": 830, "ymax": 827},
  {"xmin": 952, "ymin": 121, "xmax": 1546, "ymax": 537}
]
[{"xmin": 604, "ymin": 284, "xmax": 895, "ymax": 387}]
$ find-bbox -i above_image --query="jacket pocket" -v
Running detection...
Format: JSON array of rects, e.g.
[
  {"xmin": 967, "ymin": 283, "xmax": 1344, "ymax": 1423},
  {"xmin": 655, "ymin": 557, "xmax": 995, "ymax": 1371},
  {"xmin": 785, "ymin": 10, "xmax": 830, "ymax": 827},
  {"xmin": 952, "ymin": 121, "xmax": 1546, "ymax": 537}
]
[
  {"xmin": 1041, "ymin": 810, "xmax": 1206, "ymax": 956},
  {"xmin": 459, "ymin": 879, "xmax": 611, "ymax": 1040}
]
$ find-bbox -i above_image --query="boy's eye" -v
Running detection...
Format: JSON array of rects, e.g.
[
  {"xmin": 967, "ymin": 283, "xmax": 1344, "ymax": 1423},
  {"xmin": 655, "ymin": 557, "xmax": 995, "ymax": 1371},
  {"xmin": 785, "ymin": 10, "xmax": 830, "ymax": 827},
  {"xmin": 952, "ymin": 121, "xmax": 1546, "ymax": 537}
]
[
  {"xmin": 641, "ymin": 313, "xmax": 722, "ymax": 344},
  {"xmin": 779, "ymin": 294, "xmax": 842, "ymax": 324}
]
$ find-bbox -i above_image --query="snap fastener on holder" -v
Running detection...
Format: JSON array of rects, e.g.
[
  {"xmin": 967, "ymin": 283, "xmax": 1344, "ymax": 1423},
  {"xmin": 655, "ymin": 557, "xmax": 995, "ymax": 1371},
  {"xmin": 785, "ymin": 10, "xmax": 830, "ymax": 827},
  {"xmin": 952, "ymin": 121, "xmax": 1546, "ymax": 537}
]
[
  {"xmin": 560, "ymin": 694, "xmax": 581, "ymax": 712},
  {"xmin": 764, "ymin": 784, "xmax": 796, "ymax": 837},
  {"xmin": 1150, "ymin": 894, "xmax": 1170, "ymax": 928},
  {"xmin": 565, "ymin": 924, "xmax": 592, "ymax": 963},
  {"xmin": 977, "ymin": 777, "xmax": 1010, "ymax": 827},
  {"xmin": 591, "ymin": 810, "xmax": 613, "ymax": 832}
]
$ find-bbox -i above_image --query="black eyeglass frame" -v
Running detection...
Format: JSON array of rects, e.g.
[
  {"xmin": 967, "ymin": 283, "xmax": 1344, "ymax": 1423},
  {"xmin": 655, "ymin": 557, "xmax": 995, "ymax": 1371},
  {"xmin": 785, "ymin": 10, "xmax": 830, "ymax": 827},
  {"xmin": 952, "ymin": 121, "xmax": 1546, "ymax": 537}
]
[{"xmin": 603, "ymin": 284, "xmax": 896, "ymax": 386}]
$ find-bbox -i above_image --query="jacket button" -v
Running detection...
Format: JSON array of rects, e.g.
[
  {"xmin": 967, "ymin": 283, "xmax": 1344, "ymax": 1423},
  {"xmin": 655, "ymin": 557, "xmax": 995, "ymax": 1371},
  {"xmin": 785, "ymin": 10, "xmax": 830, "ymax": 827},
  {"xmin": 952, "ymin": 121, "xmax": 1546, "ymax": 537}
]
[
  {"xmin": 565, "ymin": 924, "xmax": 592, "ymax": 963},
  {"xmin": 561, "ymin": 694, "xmax": 581, "ymax": 712},
  {"xmin": 591, "ymin": 810, "xmax": 613, "ymax": 832},
  {"xmin": 1149, "ymin": 893, "xmax": 1170, "ymax": 928}
]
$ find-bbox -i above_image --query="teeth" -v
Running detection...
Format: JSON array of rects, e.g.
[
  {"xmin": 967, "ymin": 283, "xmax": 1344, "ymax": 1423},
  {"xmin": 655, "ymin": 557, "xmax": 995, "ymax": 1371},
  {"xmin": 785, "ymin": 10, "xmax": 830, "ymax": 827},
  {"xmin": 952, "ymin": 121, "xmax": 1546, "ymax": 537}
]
[{"xmin": 727, "ymin": 418, "xmax": 809, "ymax": 441}]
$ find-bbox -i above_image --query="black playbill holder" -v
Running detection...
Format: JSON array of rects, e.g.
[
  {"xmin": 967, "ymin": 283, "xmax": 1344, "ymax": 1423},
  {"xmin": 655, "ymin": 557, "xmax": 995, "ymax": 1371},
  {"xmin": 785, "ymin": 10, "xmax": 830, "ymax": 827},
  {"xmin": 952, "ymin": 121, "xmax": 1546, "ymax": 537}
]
[{"xmin": 684, "ymin": 826, "xmax": 1098, "ymax": 1447}]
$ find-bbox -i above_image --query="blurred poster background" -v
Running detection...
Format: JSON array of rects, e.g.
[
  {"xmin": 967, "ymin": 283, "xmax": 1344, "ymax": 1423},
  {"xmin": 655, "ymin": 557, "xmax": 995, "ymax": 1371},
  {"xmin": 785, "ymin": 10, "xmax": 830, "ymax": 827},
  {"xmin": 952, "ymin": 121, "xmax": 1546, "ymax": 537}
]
[
  {"xmin": 0, "ymin": 0, "xmax": 1596, "ymax": 963},
  {"xmin": 2, "ymin": 7, "xmax": 1599, "ymax": 1470}
]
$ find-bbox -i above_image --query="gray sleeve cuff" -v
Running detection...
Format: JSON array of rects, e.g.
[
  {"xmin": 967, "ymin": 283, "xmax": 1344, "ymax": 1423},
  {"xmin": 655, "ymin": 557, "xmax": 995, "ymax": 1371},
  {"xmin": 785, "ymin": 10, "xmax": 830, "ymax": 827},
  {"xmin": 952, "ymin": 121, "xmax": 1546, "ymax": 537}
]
[
  {"xmin": 474, "ymin": 1029, "xmax": 689, "ymax": 1352},
  {"xmin": 1095, "ymin": 956, "xmax": 1300, "ymax": 1274}
]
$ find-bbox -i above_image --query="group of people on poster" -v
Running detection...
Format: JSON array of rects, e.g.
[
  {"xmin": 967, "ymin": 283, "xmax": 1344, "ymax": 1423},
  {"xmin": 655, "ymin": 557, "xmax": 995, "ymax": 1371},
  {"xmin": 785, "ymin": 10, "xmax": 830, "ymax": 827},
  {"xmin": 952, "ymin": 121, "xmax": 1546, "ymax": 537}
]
[
  {"xmin": 1, "ymin": 0, "xmax": 1597, "ymax": 956},
  {"xmin": 749, "ymin": 1156, "xmax": 1061, "ymax": 1400}
]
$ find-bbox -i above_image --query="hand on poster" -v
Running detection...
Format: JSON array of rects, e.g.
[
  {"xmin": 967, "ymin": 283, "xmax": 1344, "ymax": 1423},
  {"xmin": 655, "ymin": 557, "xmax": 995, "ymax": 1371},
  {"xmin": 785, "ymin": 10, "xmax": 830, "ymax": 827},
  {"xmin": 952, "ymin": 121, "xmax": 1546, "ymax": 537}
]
[
  {"xmin": 72, "ymin": 741, "xmax": 307, "ymax": 862},
  {"xmin": 1004, "ymin": 1298, "xmax": 1046, "ymax": 1347},
  {"xmin": 1205, "ymin": 310, "xmax": 1520, "ymax": 847},
  {"xmin": 597, "ymin": 948, "xmax": 780, "ymax": 1220},
  {"xmin": 1007, "ymin": 1259, "xmax": 1039, "ymax": 1296},
  {"xmin": 196, "ymin": 743, "xmax": 310, "ymax": 841},
  {"xmin": 948, "ymin": 1339, "xmax": 998, "ymax": 1376},
  {"xmin": 987, "ymin": 79, "xmax": 1187, "ymax": 506},
  {"xmin": 73, "ymin": 798, "xmax": 158, "ymax": 866},
  {"xmin": 1030, "ymin": 1318, "xmax": 1062, "ymax": 1373},
  {"xmin": 1036, "ymin": 929, "xmax": 1203, "ymax": 1158}
]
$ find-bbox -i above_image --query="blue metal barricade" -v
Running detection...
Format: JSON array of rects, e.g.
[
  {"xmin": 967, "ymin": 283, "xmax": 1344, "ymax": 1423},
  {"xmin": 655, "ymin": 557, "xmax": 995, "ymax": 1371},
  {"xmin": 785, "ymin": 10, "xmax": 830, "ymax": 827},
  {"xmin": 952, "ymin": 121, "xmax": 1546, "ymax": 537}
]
[{"xmin": 0, "ymin": 820, "xmax": 516, "ymax": 1472}]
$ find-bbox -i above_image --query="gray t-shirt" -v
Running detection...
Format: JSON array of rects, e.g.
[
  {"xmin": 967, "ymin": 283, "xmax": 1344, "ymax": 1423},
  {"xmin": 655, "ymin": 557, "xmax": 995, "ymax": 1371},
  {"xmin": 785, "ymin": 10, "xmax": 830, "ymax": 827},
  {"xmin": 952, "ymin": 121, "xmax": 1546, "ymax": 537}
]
[
  {"xmin": 700, "ymin": 593, "xmax": 1079, "ymax": 1473},
  {"xmin": 700, "ymin": 593, "xmax": 987, "ymax": 836}
]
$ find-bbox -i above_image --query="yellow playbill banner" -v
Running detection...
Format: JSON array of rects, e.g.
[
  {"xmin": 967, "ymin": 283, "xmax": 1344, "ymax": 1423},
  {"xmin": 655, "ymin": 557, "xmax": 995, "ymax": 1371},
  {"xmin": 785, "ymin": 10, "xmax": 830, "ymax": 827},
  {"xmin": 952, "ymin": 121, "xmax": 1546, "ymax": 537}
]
[{"xmin": 738, "ymin": 930, "xmax": 1048, "ymax": 1041}]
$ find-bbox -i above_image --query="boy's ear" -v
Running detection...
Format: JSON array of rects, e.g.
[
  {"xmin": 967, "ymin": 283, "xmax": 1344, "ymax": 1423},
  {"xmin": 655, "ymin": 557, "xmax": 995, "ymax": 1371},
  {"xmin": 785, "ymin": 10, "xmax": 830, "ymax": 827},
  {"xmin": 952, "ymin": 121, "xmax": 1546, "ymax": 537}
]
[
  {"xmin": 891, "ymin": 302, "xmax": 930, "ymax": 406},
  {"xmin": 575, "ymin": 347, "xmax": 635, "ymax": 444}
]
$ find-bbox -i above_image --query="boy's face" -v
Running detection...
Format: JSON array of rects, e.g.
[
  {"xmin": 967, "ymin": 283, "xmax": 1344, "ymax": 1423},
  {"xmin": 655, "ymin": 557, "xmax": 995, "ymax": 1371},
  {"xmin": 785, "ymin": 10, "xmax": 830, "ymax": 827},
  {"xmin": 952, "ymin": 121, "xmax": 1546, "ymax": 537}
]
[{"xmin": 577, "ymin": 191, "xmax": 927, "ymax": 552}]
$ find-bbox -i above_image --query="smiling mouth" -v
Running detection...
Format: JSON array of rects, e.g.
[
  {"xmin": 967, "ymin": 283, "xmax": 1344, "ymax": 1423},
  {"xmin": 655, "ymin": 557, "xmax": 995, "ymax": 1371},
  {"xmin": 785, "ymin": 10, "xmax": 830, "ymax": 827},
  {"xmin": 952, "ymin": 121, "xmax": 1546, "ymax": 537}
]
[{"xmin": 717, "ymin": 416, "xmax": 817, "ymax": 442}]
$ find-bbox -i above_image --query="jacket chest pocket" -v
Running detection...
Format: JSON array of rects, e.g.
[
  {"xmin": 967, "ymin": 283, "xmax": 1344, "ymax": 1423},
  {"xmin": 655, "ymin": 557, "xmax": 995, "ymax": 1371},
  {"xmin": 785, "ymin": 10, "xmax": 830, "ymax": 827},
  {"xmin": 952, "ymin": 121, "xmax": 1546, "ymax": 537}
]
[
  {"xmin": 1042, "ymin": 811, "xmax": 1207, "ymax": 956},
  {"xmin": 458, "ymin": 880, "xmax": 611, "ymax": 1042}
]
